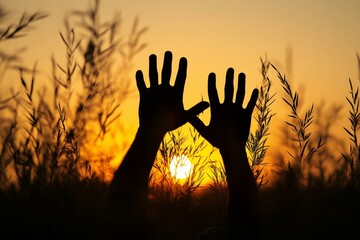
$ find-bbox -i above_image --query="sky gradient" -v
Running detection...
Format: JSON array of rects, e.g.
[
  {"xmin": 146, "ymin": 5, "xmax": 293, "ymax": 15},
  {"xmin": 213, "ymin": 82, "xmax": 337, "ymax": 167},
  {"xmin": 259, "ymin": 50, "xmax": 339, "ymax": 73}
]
[
  {"xmin": 4, "ymin": 0, "xmax": 360, "ymax": 117},
  {"xmin": 2, "ymin": 0, "xmax": 360, "ymax": 171}
]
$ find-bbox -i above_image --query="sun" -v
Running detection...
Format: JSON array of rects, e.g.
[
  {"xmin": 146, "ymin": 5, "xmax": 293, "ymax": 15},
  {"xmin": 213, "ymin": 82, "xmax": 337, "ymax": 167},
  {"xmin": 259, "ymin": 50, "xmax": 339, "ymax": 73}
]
[{"xmin": 169, "ymin": 154, "xmax": 193, "ymax": 180}]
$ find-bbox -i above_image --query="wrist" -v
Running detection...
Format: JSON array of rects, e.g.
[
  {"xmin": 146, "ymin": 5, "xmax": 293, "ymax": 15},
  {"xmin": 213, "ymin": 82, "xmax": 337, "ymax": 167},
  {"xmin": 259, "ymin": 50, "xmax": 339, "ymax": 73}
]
[
  {"xmin": 137, "ymin": 125, "xmax": 166, "ymax": 143},
  {"xmin": 219, "ymin": 144, "xmax": 251, "ymax": 178},
  {"xmin": 113, "ymin": 126, "xmax": 165, "ymax": 188},
  {"xmin": 219, "ymin": 143, "xmax": 247, "ymax": 160}
]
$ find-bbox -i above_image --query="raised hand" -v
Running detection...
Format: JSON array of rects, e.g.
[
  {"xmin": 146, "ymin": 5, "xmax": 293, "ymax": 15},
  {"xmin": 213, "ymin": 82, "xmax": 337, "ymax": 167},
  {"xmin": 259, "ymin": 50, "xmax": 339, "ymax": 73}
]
[
  {"xmin": 191, "ymin": 68, "xmax": 260, "ymax": 239},
  {"xmin": 190, "ymin": 68, "xmax": 258, "ymax": 151},
  {"xmin": 136, "ymin": 51, "xmax": 209, "ymax": 137},
  {"xmin": 106, "ymin": 51, "xmax": 209, "ymax": 238}
]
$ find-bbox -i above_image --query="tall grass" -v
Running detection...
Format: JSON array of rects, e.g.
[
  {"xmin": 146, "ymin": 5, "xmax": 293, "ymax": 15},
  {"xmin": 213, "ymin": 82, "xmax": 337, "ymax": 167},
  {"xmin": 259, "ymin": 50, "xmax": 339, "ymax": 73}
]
[
  {"xmin": 0, "ymin": 11, "xmax": 48, "ymax": 41},
  {"xmin": 0, "ymin": 0, "xmax": 147, "ymax": 189},
  {"xmin": 0, "ymin": 7, "xmax": 48, "ymax": 79},
  {"xmin": 272, "ymin": 64, "xmax": 324, "ymax": 188},
  {"xmin": 0, "ymin": 5, "xmax": 49, "ymax": 188},
  {"xmin": 146, "ymin": 126, "xmax": 217, "ymax": 238},
  {"xmin": 149, "ymin": 126, "xmax": 214, "ymax": 207},
  {"xmin": 310, "ymin": 102, "xmax": 343, "ymax": 187},
  {"xmin": 0, "ymin": 1, "xmax": 147, "ymax": 237},
  {"xmin": 246, "ymin": 57, "xmax": 275, "ymax": 188},
  {"xmin": 342, "ymin": 64, "xmax": 360, "ymax": 189}
]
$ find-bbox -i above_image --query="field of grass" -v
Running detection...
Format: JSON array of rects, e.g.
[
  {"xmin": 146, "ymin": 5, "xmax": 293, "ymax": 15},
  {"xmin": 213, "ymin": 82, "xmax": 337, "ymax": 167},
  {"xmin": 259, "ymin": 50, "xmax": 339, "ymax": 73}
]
[{"xmin": 1, "ymin": 1, "xmax": 360, "ymax": 239}]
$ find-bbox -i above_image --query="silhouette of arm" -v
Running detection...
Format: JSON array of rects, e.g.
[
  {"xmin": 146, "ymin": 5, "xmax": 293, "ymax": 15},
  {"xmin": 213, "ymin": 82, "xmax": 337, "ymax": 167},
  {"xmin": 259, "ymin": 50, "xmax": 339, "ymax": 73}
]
[
  {"xmin": 191, "ymin": 68, "xmax": 259, "ymax": 238},
  {"xmin": 106, "ymin": 51, "xmax": 209, "ymax": 236}
]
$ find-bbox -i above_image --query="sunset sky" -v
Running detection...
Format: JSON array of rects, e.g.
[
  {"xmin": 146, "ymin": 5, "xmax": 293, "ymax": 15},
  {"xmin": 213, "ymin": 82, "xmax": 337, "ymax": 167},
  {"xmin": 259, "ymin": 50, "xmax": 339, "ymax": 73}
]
[{"xmin": 2, "ymin": 0, "xmax": 360, "ymax": 170}]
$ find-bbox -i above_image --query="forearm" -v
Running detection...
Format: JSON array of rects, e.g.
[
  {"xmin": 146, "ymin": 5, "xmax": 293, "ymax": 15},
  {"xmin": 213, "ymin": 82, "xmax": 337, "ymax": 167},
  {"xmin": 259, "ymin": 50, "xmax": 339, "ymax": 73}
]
[
  {"xmin": 106, "ymin": 127, "xmax": 164, "ymax": 237},
  {"xmin": 220, "ymin": 145, "xmax": 257, "ymax": 199},
  {"xmin": 220, "ymin": 144, "xmax": 259, "ymax": 237},
  {"xmin": 109, "ymin": 127, "xmax": 164, "ymax": 200}
]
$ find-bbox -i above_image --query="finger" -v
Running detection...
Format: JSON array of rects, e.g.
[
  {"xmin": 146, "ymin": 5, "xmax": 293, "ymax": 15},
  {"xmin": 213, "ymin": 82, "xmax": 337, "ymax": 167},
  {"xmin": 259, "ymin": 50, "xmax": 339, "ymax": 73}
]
[
  {"xmin": 236, "ymin": 72, "xmax": 246, "ymax": 107},
  {"xmin": 136, "ymin": 70, "xmax": 146, "ymax": 93},
  {"xmin": 174, "ymin": 57, "xmax": 187, "ymax": 95},
  {"xmin": 189, "ymin": 116, "xmax": 208, "ymax": 140},
  {"xmin": 224, "ymin": 68, "xmax": 234, "ymax": 104},
  {"xmin": 246, "ymin": 88, "xmax": 259, "ymax": 114},
  {"xmin": 161, "ymin": 51, "xmax": 172, "ymax": 85},
  {"xmin": 208, "ymin": 73, "xmax": 220, "ymax": 106},
  {"xmin": 149, "ymin": 54, "xmax": 158, "ymax": 87}
]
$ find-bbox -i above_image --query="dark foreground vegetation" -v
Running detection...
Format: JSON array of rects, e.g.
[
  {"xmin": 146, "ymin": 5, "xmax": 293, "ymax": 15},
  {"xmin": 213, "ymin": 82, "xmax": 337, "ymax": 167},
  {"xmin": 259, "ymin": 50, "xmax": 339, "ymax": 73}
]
[{"xmin": 1, "ymin": 184, "xmax": 359, "ymax": 239}]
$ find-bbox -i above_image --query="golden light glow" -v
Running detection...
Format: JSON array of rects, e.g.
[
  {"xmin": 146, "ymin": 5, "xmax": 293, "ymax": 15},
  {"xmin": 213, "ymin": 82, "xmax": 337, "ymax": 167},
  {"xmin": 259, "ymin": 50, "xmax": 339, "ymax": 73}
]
[
  {"xmin": 3, "ymin": 0, "xmax": 360, "ymax": 187},
  {"xmin": 169, "ymin": 154, "xmax": 193, "ymax": 179}
]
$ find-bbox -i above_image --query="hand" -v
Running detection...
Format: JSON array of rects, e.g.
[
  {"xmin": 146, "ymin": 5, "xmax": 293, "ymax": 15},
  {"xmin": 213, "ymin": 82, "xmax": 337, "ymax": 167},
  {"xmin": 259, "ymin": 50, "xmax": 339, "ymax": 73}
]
[
  {"xmin": 190, "ymin": 68, "xmax": 258, "ymax": 150},
  {"xmin": 190, "ymin": 68, "xmax": 260, "ymax": 239},
  {"xmin": 136, "ymin": 51, "xmax": 209, "ymax": 136}
]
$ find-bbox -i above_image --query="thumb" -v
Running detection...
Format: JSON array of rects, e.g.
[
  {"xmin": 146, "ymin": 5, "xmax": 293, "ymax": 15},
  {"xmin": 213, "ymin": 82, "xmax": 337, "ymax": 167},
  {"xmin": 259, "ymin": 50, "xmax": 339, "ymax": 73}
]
[
  {"xmin": 246, "ymin": 89, "xmax": 259, "ymax": 114},
  {"xmin": 189, "ymin": 116, "xmax": 208, "ymax": 140},
  {"xmin": 186, "ymin": 101, "xmax": 209, "ymax": 118}
]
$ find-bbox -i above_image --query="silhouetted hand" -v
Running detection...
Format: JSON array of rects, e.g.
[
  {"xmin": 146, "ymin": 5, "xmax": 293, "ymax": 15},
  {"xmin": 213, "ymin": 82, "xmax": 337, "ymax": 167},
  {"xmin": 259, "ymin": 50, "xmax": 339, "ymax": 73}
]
[
  {"xmin": 190, "ymin": 68, "xmax": 258, "ymax": 151},
  {"xmin": 107, "ymin": 51, "xmax": 209, "ymax": 238},
  {"xmin": 191, "ymin": 68, "xmax": 260, "ymax": 239},
  {"xmin": 136, "ymin": 51, "xmax": 209, "ymax": 137}
]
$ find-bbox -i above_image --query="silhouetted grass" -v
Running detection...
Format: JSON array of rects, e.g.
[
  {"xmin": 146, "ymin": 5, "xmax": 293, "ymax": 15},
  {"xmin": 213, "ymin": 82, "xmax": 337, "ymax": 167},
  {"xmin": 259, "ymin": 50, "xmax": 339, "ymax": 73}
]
[
  {"xmin": 0, "ymin": 0, "xmax": 145, "ymax": 237},
  {"xmin": 342, "ymin": 76, "xmax": 360, "ymax": 189},
  {"xmin": 0, "ymin": 11, "xmax": 48, "ymax": 41},
  {"xmin": 0, "ymin": 0, "xmax": 147, "ymax": 189},
  {"xmin": 272, "ymin": 64, "xmax": 324, "ymax": 189},
  {"xmin": 309, "ymin": 102, "xmax": 344, "ymax": 187},
  {"xmin": 247, "ymin": 57, "xmax": 275, "ymax": 188},
  {"xmin": 149, "ymin": 126, "xmax": 214, "ymax": 214}
]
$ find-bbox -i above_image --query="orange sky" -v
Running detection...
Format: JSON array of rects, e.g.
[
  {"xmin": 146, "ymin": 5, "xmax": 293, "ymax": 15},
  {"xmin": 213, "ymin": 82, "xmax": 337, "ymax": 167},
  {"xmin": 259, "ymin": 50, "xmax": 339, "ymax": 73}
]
[
  {"xmin": 2, "ymin": 0, "xmax": 360, "ymax": 181},
  {"xmin": 4, "ymin": 0, "xmax": 360, "ymax": 121}
]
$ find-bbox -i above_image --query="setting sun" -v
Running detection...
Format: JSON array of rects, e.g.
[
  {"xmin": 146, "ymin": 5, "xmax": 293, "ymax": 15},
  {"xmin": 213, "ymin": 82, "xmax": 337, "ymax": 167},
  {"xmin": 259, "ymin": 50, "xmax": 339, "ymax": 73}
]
[{"xmin": 169, "ymin": 155, "xmax": 193, "ymax": 180}]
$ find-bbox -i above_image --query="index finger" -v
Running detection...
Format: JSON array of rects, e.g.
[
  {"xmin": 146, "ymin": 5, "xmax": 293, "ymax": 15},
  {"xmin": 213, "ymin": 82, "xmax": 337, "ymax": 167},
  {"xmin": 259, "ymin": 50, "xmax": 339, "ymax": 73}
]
[{"xmin": 136, "ymin": 70, "xmax": 146, "ymax": 93}]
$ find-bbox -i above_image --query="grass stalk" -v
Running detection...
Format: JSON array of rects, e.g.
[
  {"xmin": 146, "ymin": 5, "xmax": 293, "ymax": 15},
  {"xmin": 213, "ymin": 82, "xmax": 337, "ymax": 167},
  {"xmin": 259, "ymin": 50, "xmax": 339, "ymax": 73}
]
[
  {"xmin": 246, "ymin": 57, "xmax": 275, "ymax": 188},
  {"xmin": 272, "ymin": 64, "xmax": 324, "ymax": 188}
]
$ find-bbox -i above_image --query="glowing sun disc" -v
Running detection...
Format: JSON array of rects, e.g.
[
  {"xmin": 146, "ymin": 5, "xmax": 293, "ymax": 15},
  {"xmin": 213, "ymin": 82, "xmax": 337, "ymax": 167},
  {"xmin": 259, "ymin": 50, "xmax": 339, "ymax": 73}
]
[{"xmin": 169, "ymin": 155, "xmax": 193, "ymax": 179}]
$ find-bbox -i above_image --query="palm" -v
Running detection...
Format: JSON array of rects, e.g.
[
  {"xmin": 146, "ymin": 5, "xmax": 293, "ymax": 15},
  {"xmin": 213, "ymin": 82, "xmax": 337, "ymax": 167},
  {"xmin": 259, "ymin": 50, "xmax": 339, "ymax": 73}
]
[
  {"xmin": 136, "ymin": 51, "xmax": 209, "ymax": 136},
  {"xmin": 191, "ymin": 69, "xmax": 258, "ymax": 149},
  {"xmin": 139, "ymin": 84, "xmax": 186, "ymax": 133},
  {"xmin": 206, "ymin": 104, "xmax": 251, "ymax": 149}
]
